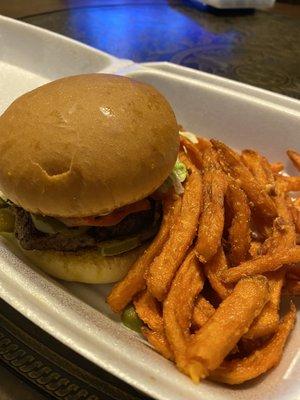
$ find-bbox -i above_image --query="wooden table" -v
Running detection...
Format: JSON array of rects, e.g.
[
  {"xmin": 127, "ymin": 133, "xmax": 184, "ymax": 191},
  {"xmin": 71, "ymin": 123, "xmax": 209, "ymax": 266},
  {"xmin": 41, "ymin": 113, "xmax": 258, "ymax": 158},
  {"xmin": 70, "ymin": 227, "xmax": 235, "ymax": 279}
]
[{"xmin": 0, "ymin": 2, "xmax": 299, "ymax": 400}]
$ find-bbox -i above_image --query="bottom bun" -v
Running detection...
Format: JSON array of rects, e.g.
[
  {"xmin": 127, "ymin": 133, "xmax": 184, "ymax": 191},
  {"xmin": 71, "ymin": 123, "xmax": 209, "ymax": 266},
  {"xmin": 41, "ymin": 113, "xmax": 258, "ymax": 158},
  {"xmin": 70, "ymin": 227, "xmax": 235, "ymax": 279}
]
[{"xmin": 20, "ymin": 245, "xmax": 147, "ymax": 284}]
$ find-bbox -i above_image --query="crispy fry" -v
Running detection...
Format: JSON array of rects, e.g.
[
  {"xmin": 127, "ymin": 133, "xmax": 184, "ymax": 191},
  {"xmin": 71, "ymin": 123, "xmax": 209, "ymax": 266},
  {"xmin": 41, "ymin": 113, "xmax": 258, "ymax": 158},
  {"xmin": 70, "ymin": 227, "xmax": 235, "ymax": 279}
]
[
  {"xmin": 134, "ymin": 290, "xmax": 163, "ymax": 332},
  {"xmin": 211, "ymin": 140, "xmax": 277, "ymax": 218},
  {"xmin": 180, "ymin": 137, "xmax": 203, "ymax": 170},
  {"xmin": 261, "ymin": 177, "xmax": 296, "ymax": 254},
  {"xmin": 210, "ymin": 303, "xmax": 296, "ymax": 384},
  {"xmin": 226, "ymin": 183, "xmax": 251, "ymax": 266},
  {"xmin": 249, "ymin": 241, "xmax": 263, "ymax": 258},
  {"xmin": 287, "ymin": 149, "xmax": 300, "ymax": 172},
  {"xmin": 192, "ymin": 296, "xmax": 215, "ymax": 328},
  {"xmin": 107, "ymin": 195, "xmax": 180, "ymax": 312},
  {"xmin": 241, "ymin": 149, "xmax": 274, "ymax": 187},
  {"xmin": 195, "ymin": 148, "xmax": 228, "ymax": 263},
  {"xmin": 147, "ymin": 155, "xmax": 202, "ymax": 301},
  {"xmin": 204, "ymin": 247, "xmax": 232, "ymax": 300},
  {"xmin": 163, "ymin": 250, "xmax": 205, "ymax": 371},
  {"xmin": 222, "ymin": 247, "xmax": 300, "ymax": 283},
  {"xmin": 195, "ymin": 137, "xmax": 212, "ymax": 152},
  {"xmin": 271, "ymin": 162, "xmax": 284, "ymax": 174},
  {"xmin": 244, "ymin": 269, "xmax": 285, "ymax": 339},
  {"xmin": 246, "ymin": 175, "xmax": 294, "ymax": 339},
  {"xmin": 290, "ymin": 205, "xmax": 300, "ymax": 233},
  {"xmin": 142, "ymin": 328, "xmax": 174, "ymax": 360},
  {"xmin": 282, "ymin": 176, "xmax": 300, "ymax": 192},
  {"xmin": 187, "ymin": 276, "xmax": 269, "ymax": 382}
]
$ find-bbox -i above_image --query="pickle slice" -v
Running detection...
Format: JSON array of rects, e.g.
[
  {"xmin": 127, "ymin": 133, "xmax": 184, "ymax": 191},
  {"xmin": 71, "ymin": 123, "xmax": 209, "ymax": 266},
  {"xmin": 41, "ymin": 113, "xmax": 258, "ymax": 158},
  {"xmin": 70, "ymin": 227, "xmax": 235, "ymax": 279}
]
[
  {"xmin": 100, "ymin": 236, "xmax": 140, "ymax": 256},
  {"xmin": 31, "ymin": 214, "xmax": 68, "ymax": 234}
]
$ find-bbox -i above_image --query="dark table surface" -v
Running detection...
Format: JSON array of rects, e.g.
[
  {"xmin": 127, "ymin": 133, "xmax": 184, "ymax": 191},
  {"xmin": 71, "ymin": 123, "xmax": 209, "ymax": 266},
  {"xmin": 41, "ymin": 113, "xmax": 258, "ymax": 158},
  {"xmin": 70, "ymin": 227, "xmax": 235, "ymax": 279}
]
[{"xmin": 0, "ymin": 1, "xmax": 300, "ymax": 399}]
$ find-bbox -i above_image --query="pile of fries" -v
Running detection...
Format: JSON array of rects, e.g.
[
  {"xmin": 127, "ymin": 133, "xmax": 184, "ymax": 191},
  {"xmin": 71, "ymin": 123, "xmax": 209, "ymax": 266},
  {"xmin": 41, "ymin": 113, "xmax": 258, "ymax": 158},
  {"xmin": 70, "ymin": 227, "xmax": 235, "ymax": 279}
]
[{"xmin": 107, "ymin": 134, "xmax": 300, "ymax": 385}]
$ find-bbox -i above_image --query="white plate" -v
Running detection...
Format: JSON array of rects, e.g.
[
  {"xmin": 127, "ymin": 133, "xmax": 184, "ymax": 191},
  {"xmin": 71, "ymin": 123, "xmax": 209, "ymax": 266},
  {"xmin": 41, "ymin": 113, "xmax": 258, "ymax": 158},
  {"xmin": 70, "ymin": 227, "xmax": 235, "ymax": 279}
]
[{"xmin": 0, "ymin": 15, "xmax": 300, "ymax": 400}]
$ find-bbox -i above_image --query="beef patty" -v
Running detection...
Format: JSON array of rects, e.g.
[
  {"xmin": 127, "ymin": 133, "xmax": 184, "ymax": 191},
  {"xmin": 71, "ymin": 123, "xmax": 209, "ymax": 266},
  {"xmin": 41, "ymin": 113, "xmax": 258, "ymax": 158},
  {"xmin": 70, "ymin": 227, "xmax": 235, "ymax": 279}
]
[{"xmin": 14, "ymin": 203, "xmax": 159, "ymax": 252}]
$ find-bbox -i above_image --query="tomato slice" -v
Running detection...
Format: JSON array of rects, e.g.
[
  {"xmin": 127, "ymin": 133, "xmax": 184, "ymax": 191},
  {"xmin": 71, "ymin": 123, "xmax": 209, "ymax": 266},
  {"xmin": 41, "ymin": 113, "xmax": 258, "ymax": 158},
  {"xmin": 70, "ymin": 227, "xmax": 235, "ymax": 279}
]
[{"xmin": 60, "ymin": 199, "xmax": 151, "ymax": 227}]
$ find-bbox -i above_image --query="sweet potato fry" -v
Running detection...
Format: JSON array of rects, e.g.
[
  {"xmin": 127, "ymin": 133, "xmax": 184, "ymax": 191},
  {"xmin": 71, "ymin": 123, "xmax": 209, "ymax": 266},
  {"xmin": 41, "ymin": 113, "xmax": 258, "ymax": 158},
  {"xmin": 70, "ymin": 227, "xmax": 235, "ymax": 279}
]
[
  {"xmin": 244, "ymin": 269, "xmax": 285, "ymax": 340},
  {"xmin": 210, "ymin": 303, "xmax": 296, "ymax": 384},
  {"xmin": 134, "ymin": 290, "xmax": 163, "ymax": 332},
  {"xmin": 290, "ymin": 205, "xmax": 300, "ymax": 233},
  {"xmin": 142, "ymin": 328, "xmax": 174, "ymax": 360},
  {"xmin": 226, "ymin": 183, "xmax": 251, "ymax": 266},
  {"xmin": 195, "ymin": 136, "xmax": 212, "ymax": 152},
  {"xmin": 204, "ymin": 247, "xmax": 232, "ymax": 300},
  {"xmin": 107, "ymin": 195, "xmax": 181, "ymax": 312},
  {"xmin": 282, "ymin": 176, "xmax": 300, "ymax": 192},
  {"xmin": 222, "ymin": 247, "xmax": 300, "ymax": 284},
  {"xmin": 249, "ymin": 241, "xmax": 263, "ymax": 258},
  {"xmin": 195, "ymin": 148, "xmax": 228, "ymax": 263},
  {"xmin": 241, "ymin": 149, "xmax": 274, "ymax": 187},
  {"xmin": 163, "ymin": 250, "xmax": 205, "ymax": 371},
  {"xmin": 187, "ymin": 276, "xmax": 269, "ymax": 382},
  {"xmin": 287, "ymin": 149, "xmax": 300, "ymax": 172},
  {"xmin": 211, "ymin": 140, "xmax": 277, "ymax": 218},
  {"xmin": 147, "ymin": 155, "xmax": 202, "ymax": 301},
  {"xmin": 261, "ymin": 177, "xmax": 296, "ymax": 255},
  {"xmin": 192, "ymin": 296, "xmax": 215, "ymax": 328},
  {"xmin": 180, "ymin": 137, "xmax": 203, "ymax": 170},
  {"xmin": 270, "ymin": 162, "xmax": 284, "ymax": 174},
  {"xmin": 246, "ymin": 177, "xmax": 294, "ymax": 339}
]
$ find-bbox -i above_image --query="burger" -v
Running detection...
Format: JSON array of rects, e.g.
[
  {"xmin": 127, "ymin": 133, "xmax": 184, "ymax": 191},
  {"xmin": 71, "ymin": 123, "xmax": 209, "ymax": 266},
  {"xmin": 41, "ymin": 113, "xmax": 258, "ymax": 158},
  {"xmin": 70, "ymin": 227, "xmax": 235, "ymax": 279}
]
[{"xmin": 0, "ymin": 74, "xmax": 181, "ymax": 283}]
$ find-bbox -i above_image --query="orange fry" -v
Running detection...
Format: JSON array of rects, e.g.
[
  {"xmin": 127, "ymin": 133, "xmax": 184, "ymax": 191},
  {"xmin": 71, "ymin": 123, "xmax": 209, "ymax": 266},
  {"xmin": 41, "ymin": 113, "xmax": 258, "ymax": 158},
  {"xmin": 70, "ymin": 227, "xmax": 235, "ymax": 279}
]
[
  {"xmin": 134, "ymin": 290, "xmax": 163, "ymax": 332},
  {"xmin": 249, "ymin": 241, "xmax": 263, "ymax": 258},
  {"xmin": 261, "ymin": 177, "xmax": 296, "ymax": 254},
  {"xmin": 244, "ymin": 269, "xmax": 285, "ymax": 340},
  {"xmin": 287, "ymin": 149, "xmax": 300, "ymax": 172},
  {"xmin": 211, "ymin": 140, "xmax": 277, "ymax": 218},
  {"xmin": 187, "ymin": 276, "xmax": 269, "ymax": 382},
  {"xmin": 222, "ymin": 247, "xmax": 300, "ymax": 284},
  {"xmin": 196, "ymin": 147, "xmax": 228, "ymax": 263},
  {"xmin": 163, "ymin": 250, "xmax": 205, "ymax": 371},
  {"xmin": 142, "ymin": 328, "xmax": 174, "ymax": 360},
  {"xmin": 245, "ymin": 176, "xmax": 294, "ymax": 339},
  {"xmin": 107, "ymin": 195, "xmax": 180, "ymax": 312},
  {"xmin": 226, "ymin": 183, "xmax": 251, "ymax": 266},
  {"xmin": 204, "ymin": 247, "xmax": 232, "ymax": 300},
  {"xmin": 210, "ymin": 303, "xmax": 296, "ymax": 384},
  {"xmin": 290, "ymin": 205, "xmax": 300, "ymax": 233},
  {"xmin": 282, "ymin": 176, "xmax": 300, "ymax": 192},
  {"xmin": 147, "ymin": 155, "xmax": 202, "ymax": 301},
  {"xmin": 195, "ymin": 136, "xmax": 212, "ymax": 152},
  {"xmin": 271, "ymin": 162, "xmax": 284, "ymax": 174},
  {"xmin": 241, "ymin": 149, "xmax": 274, "ymax": 187},
  {"xmin": 192, "ymin": 296, "xmax": 215, "ymax": 328},
  {"xmin": 180, "ymin": 137, "xmax": 203, "ymax": 170}
]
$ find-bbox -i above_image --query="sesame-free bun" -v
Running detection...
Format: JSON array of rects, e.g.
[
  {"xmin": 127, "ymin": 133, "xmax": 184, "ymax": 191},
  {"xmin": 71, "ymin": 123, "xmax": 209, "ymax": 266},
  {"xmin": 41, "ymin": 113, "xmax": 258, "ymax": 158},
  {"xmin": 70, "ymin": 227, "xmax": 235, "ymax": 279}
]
[
  {"xmin": 0, "ymin": 74, "xmax": 179, "ymax": 218},
  {"xmin": 21, "ymin": 244, "xmax": 147, "ymax": 284}
]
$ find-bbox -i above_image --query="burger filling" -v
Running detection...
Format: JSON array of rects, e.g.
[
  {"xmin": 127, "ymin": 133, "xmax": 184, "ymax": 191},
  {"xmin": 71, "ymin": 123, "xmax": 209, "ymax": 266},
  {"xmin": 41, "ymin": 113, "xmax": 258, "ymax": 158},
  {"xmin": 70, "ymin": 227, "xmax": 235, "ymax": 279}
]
[
  {"xmin": 0, "ymin": 159, "xmax": 187, "ymax": 256},
  {"xmin": 13, "ymin": 199, "xmax": 160, "ymax": 254}
]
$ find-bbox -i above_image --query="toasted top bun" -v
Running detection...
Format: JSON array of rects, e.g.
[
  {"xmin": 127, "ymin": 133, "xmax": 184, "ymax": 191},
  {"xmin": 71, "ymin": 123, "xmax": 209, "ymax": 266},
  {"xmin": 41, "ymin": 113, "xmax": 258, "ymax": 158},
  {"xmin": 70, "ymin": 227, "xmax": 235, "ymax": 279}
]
[{"xmin": 0, "ymin": 74, "xmax": 179, "ymax": 217}]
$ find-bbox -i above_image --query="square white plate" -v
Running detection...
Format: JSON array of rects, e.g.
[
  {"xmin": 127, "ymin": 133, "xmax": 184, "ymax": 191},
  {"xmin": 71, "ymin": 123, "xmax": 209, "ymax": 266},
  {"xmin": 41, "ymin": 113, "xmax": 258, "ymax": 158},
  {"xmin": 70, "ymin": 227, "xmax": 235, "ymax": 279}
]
[{"xmin": 0, "ymin": 15, "xmax": 299, "ymax": 400}]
